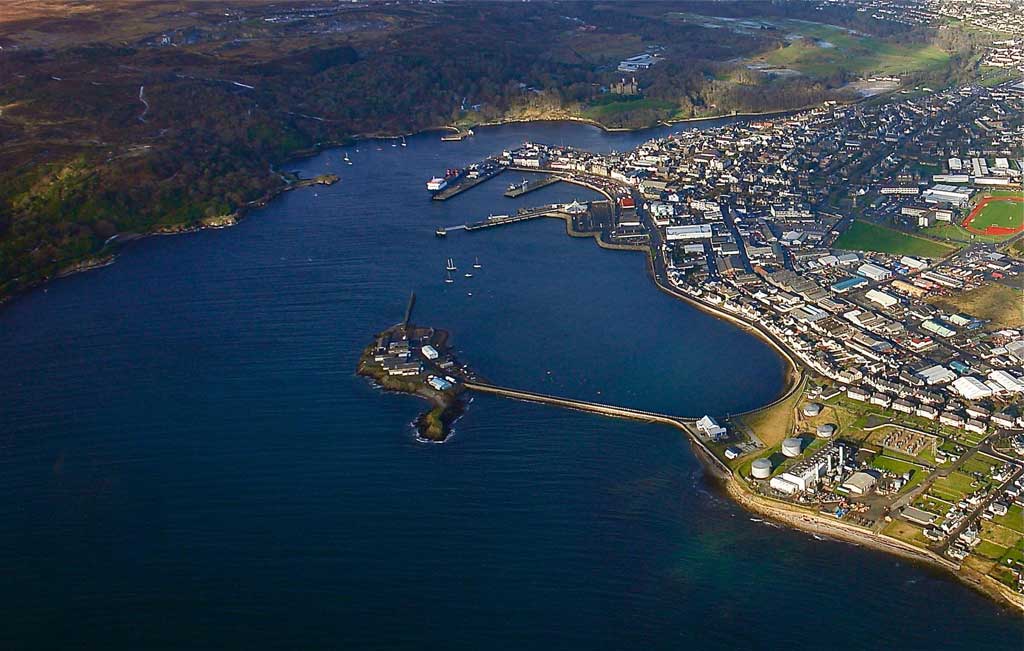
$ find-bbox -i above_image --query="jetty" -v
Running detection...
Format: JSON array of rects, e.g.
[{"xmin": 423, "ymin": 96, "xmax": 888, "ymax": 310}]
[
  {"xmin": 503, "ymin": 174, "xmax": 562, "ymax": 198},
  {"xmin": 433, "ymin": 163, "xmax": 505, "ymax": 201},
  {"xmin": 464, "ymin": 205, "xmax": 564, "ymax": 231}
]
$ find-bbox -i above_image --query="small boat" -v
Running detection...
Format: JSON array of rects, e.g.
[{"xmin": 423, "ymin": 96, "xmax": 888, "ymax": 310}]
[
  {"xmin": 444, "ymin": 270, "xmax": 454, "ymax": 284},
  {"xmin": 464, "ymin": 272, "xmax": 473, "ymax": 278},
  {"xmin": 445, "ymin": 257, "xmax": 457, "ymax": 271},
  {"xmin": 435, "ymin": 228, "xmax": 447, "ymax": 238},
  {"xmin": 343, "ymin": 153, "xmax": 352, "ymax": 165},
  {"xmin": 467, "ymin": 292, "xmax": 473, "ymax": 296},
  {"xmin": 812, "ymin": 534, "xmax": 827, "ymax": 541},
  {"xmin": 472, "ymin": 256, "xmax": 481, "ymax": 269},
  {"xmin": 749, "ymin": 518, "xmax": 763, "ymax": 523},
  {"xmin": 401, "ymin": 136, "xmax": 408, "ymax": 147}
]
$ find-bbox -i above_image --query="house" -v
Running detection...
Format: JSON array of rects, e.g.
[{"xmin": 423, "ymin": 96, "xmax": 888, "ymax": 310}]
[
  {"xmin": 847, "ymin": 386, "xmax": 870, "ymax": 402},
  {"xmin": 940, "ymin": 411, "xmax": 966, "ymax": 428},
  {"xmin": 870, "ymin": 392, "xmax": 892, "ymax": 408}
]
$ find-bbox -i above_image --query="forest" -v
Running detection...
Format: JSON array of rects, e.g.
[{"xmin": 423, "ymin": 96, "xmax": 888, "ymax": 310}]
[{"xmin": 0, "ymin": 0, "xmax": 979, "ymax": 298}]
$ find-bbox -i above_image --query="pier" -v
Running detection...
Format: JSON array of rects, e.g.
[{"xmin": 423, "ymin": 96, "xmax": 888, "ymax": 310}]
[
  {"xmin": 503, "ymin": 174, "xmax": 563, "ymax": 198},
  {"xmin": 463, "ymin": 381, "xmax": 729, "ymax": 473},
  {"xmin": 432, "ymin": 164, "xmax": 505, "ymax": 201},
  {"xmin": 464, "ymin": 205, "xmax": 564, "ymax": 231}
]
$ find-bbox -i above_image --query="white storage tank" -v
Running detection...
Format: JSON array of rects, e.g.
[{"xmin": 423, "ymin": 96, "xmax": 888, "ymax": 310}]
[
  {"xmin": 803, "ymin": 403, "xmax": 822, "ymax": 418},
  {"xmin": 751, "ymin": 458, "xmax": 772, "ymax": 479},
  {"xmin": 782, "ymin": 437, "xmax": 803, "ymax": 458},
  {"xmin": 816, "ymin": 424, "xmax": 836, "ymax": 439}
]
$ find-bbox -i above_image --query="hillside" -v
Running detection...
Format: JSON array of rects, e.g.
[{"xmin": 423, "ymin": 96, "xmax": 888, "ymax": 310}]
[{"xmin": 0, "ymin": 0, "xmax": 971, "ymax": 299}]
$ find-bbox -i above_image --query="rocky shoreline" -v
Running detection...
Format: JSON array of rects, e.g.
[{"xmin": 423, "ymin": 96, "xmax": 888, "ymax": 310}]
[{"xmin": 719, "ymin": 472, "xmax": 1024, "ymax": 613}]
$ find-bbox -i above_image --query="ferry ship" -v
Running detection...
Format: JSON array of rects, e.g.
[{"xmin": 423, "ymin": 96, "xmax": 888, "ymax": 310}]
[{"xmin": 426, "ymin": 168, "xmax": 463, "ymax": 194}]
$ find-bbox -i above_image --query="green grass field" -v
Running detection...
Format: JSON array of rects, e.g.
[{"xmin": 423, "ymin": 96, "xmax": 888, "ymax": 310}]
[
  {"xmin": 960, "ymin": 454, "xmax": 998, "ymax": 476},
  {"xmin": 929, "ymin": 471, "xmax": 978, "ymax": 502},
  {"xmin": 871, "ymin": 455, "xmax": 918, "ymax": 475},
  {"xmin": 994, "ymin": 505, "xmax": 1024, "ymax": 534},
  {"xmin": 582, "ymin": 97, "xmax": 677, "ymax": 123},
  {"xmin": 975, "ymin": 540, "xmax": 1008, "ymax": 561},
  {"xmin": 755, "ymin": 20, "xmax": 949, "ymax": 79},
  {"xmin": 835, "ymin": 220, "xmax": 957, "ymax": 258}
]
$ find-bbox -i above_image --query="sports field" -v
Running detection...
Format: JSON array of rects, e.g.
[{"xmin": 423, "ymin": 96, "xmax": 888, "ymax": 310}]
[{"xmin": 962, "ymin": 194, "xmax": 1024, "ymax": 236}]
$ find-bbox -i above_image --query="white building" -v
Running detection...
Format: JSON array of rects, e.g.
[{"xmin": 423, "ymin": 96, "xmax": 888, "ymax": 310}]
[
  {"xmin": 952, "ymin": 376, "xmax": 992, "ymax": 400},
  {"xmin": 857, "ymin": 263, "xmax": 892, "ymax": 282},
  {"xmin": 666, "ymin": 224, "xmax": 713, "ymax": 241},
  {"xmin": 696, "ymin": 415, "xmax": 727, "ymax": 440},
  {"xmin": 865, "ymin": 289, "xmax": 899, "ymax": 308},
  {"xmin": 989, "ymin": 370, "xmax": 1024, "ymax": 393}
]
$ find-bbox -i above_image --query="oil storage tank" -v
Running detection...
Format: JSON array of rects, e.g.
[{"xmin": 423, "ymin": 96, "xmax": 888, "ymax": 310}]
[
  {"xmin": 803, "ymin": 403, "xmax": 822, "ymax": 418},
  {"xmin": 751, "ymin": 458, "xmax": 772, "ymax": 479},
  {"xmin": 782, "ymin": 437, "xmax": 803, "ymax": 458},
  {"xmin": 816, "ymin": 424, "xmax": 836, "ymax": 439}
]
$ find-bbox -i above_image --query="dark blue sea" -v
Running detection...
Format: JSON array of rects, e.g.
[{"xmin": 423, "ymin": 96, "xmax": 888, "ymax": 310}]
[{"xmin": 0, "ymin": 121, "xmax": 1020, "ymax": 649}]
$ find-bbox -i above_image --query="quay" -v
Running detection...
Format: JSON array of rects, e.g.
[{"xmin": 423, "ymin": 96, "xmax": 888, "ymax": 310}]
[
  {"xmin": 503, "ymin": 174, "xmax": 563, "ymax": 198},
  {"xmin": 432, "ymin": 163, "xmax": 505, "ymax": 201},
  {"xmin": 441, "ymin": 129, "xmax": 474, "ymax": 142}
]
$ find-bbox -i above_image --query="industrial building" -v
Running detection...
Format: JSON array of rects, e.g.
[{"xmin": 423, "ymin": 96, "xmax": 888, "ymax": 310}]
[
  {"xmin": 857, "ymin": 262, "xmax": 893, "ymax": 282},
  {"xmin": 951, "ymin": 376, "xmax": 993, "ymax": 400}
]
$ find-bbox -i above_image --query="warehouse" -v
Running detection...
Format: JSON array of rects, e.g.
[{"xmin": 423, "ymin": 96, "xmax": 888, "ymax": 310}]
[
  {"xmin": 857, "ymin": 262, "xmax": 892, "ymax": 282},
  {"xmin": 865, "ymin": 289, "xmax": 899, "ymax": 308},
  {"xmin": 951, "ymin": 376, "xmax": 993, "ymax": 400},
  {"xmin": 989, "ymin": 370, "xmax": 1024, "ymax": 393},
  {"xmin": 841, "ymin": 470, "xmax": 879, "ymax": 495},
  {"xmin": 899, "ymin": 256, "xmax": 928, "ymax": 271},
  {"xmin": 922, "ymin": 184, "xmax": 972, "ymax": 206},
  {"xmin": 916, "ymin": 364, "xmax": 956, "ymax": 385},
  {"xmin": 922, "ymin": 318, "xmax": 956, "ymax": 338}
]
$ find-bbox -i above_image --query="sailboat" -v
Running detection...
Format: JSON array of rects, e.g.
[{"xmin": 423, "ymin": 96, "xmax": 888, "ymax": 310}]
[
  {"xmin": 444, "ymin": 270, "xmax": 454, "ymax": 284},
  {"xmin": 400, "ymin": 136, "xmax": 408, "ymax": 147},
  {"xmin": 343, "ymin": 152, "xmax": 352, "ymax": 165},
  {"xmin": 445, "ymin": 257, "xmax": 457, "ymax": 272},
  {"xmin": 472, "ymin": 256, "xmax": 481, "ymax": 269}
]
